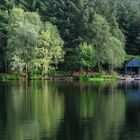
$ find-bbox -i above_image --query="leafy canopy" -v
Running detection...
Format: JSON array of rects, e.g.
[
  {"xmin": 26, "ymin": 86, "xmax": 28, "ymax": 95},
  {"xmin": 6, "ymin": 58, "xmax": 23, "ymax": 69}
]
[{"xmin": 6, "ymin": 7, "xmax": 64, "ymax": 76}]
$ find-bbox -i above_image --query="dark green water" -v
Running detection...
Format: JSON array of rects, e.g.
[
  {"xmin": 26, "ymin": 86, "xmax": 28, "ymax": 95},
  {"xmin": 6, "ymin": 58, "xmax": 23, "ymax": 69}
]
[{"xmin": 0, "ymin": 81, "xmax": 140, "ymax": 140}]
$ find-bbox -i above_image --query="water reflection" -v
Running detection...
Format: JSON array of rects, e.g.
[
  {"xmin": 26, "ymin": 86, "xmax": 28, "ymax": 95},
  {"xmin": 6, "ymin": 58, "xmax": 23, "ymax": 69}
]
[
  {"xmin": 3, "ymin": 81, "xmax": 64, "ymax": 140},
  {"xmin": 0, "ymin": 81, "xmax": 140, "ymax": 140},
  {"xmin": 54, "ymin": 81, "xmax": 125, "ymax": 140},
  {"xmin": 117, "ymin": 81, "xmax": 140, "ymax": 140}
]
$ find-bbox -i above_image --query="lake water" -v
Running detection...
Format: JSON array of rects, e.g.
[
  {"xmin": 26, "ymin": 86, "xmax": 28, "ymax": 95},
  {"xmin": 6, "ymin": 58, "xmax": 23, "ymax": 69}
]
[{"xmin": 0, "ymin": 81, "xmax": 140, "ymax": 140}]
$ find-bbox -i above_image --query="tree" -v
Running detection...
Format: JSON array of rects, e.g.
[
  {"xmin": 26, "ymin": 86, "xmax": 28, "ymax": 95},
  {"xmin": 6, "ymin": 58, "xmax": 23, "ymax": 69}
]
[
  {"xmin": 108, "ymin": 36, "xmax": 126, "ymax": 71},
  {"xmin": 1, "ymin": 0, "xmax": 137, "ymax": 74},
  {"xmin": 6, "ymin": 8, "xmax": 41, "ymax": 77},
  {"xmin": 0, "ymin": 2, "xmax": 10, "ymax": 72},
  {"xmin": 86, "ymin": 13, "xmax": 125, "ymax": 72},
  {"xmin": 37, "ymin": 0, "xmax": 93, "ymax": 70},
  {"xmin": 76, "ymin": 42, "xmax": 96, "ymax": 71},
  {"xmin": 89, "ymin": 14, "xmax": 111, "ymax": 72},
  {"xmin": 6, "ymin": 7, "xmax": 64, "ymax": 77},
  {"xmin": 13, "ymin": 0, "xmax": 38, "ymax": 11},
  {"xmin": 117, "ymin": 0, "xmax": 140, "ymax": 55},
  {"xmin": 31, "ymin": 22, "xmax": 64, "ymax": 75}
]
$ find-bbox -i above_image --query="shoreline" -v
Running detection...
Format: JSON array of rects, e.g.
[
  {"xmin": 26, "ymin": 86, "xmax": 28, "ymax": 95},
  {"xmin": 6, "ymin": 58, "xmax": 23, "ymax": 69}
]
[{"xmin": 0, "ymin": 73, "xmax": 119, "ymax": 81}]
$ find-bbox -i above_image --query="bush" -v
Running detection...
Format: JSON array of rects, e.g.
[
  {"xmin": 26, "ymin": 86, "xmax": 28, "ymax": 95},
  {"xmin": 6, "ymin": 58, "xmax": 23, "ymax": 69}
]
[
  {"xmin": 0, "ymin": 74, "xmax": 20, "ymax": 80},
  {"xmin": 79, "ymin": 72, "xmax": 119, "ymax": 81},
  {"xmin": 30, "ymin": 75, "xmax": 44, "ymax": 80}
]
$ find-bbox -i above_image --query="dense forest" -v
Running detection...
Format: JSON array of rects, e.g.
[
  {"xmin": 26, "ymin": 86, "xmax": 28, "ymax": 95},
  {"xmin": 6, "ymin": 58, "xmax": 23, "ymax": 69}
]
[{"xmin": 0, "ymin": 0, "xmax": 140, "ymax": 77}]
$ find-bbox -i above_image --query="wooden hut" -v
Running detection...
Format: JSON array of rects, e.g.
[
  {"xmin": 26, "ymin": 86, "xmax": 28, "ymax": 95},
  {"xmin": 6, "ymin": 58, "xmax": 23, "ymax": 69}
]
[{"xmin": 125, "ymin": 58, "xmax": 140, "ymax": 75}]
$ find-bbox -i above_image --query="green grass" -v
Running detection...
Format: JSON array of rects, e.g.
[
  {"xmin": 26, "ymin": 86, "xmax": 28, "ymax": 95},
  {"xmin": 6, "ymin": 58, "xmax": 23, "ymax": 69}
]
[
  {"xmin": 89, "ymin": 78, "xmax": 107, "ymax": 81},
  {"xmin": 0, "ymin": 72, "xmax": 120, "ymax": 81},
  {"xmin": 89, "ymin": 77, "xmax": 117, "ymax": 81},
  {"xmin": 29, "ymin": 75, "xmax": 45, "ymax": 80},
  {"xmin": 0, "ymin": 74, "xmax": 46, "ymax": 81},
  {"xmin": 0, "ymin": 74, "xmax": 20, "ymax": 81},
  {"xmin": 79, "ymin": 74, "xmax": 119, "ymax": 81}
]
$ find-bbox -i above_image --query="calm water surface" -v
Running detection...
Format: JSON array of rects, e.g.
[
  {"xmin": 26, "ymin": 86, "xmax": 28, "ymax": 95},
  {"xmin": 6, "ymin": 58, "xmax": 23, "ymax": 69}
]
[{"xmin": 0, "ymin": 81, "xmax": 140, "ymax": 140}]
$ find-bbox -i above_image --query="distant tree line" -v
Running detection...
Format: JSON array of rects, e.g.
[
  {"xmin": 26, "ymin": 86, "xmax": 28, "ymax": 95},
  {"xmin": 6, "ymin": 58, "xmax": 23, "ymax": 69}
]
[{"xmin": 0, "ymin": 0, "xmax": 139, "ymax": 76}]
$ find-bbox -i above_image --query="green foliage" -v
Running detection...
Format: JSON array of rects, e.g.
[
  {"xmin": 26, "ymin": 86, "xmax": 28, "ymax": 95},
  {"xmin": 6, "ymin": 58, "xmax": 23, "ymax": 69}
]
[
  {"xmin": 0, "ymin": 73, "xmax": 20, "ymax": 80},
  {"xmin": 117, "ymin": 0, "xmax": 140, "ymax": 54},
  {"xmin": 86, "ymin": 13, "xmax": 125, "ymax": 71},
  {"xmin": 76, "ymin": 42, "xmax": 96, "ymax": 71},
  {"xmin": 90, "ymin": 14, "xmax": 111, "ymax": 67},
  {"xmin": 33, "ymin": 22, "xmax": 64, "ymax": 75},
  {"xmin": 79, "ymin": 73, "xmax": 119, "ymax": 81},
  {"xmin": 0, "ymin": 0, "xmax": 139, "ymax": 76},
  {"xmin": 7, "ymin": 8, "xmax": 40, "ymax": 75},
  {"xmin": 6, "ymin": 7, "xmax": 64, "ymax": 77},
  {"xmin": 42, "ymin": 23, "xmax": 64, "ymax": 66},
  {"xmin": 107, "ymin": 36, "xmax": 126, "ymax": 69}
]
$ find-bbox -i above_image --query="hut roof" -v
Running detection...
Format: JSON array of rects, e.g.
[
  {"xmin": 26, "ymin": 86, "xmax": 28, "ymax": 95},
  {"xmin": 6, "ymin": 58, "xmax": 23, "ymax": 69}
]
[{"xmin": 126, "ymin": 58, "xmax": 140, "ymax": 67}]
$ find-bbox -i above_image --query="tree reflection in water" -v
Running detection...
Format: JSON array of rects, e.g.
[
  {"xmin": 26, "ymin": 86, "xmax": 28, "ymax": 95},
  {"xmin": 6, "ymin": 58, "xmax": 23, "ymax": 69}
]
[
  {"xmin": 6, "ymin": 81, "xmax": 64, "ymax": 140},
  {"xmin": 0, "ymin": 81, "xmax": 140, "ymax": 140}
]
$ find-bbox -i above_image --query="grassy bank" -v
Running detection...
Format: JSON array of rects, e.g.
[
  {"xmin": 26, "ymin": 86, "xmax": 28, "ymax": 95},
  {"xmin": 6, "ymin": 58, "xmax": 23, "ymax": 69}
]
[
  {"xmin": 0, "ymin": 74, "xmax": 45, "ymax": 81},
  {"xmin": 77, "ymin": 73, "xmax": 119, "ymax": 81},
  {"xmin": 0, "ymin": 72, "xmax": 119, "ymax": 81},
  {"xmin": 0, "ymin": 74, "xmax": 20, "ymax": 81}
]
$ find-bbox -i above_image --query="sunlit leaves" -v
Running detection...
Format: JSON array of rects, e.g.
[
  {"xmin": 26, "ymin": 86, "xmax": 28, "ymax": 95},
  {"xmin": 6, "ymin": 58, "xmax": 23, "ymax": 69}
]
[
  {"xmin": 76, "ymin": 42, "xmax": 96, "ymax": 70},
  {"xmin": 6, "ymin": 8, "xmax": 64, "ymax": 76}
]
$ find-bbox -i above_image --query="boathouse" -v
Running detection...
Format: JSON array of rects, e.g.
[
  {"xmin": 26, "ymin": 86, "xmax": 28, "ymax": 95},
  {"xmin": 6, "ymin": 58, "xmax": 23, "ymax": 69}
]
[{"xmin": 125, "ymin": 58, "xmax": 140, "ymax": 75}]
